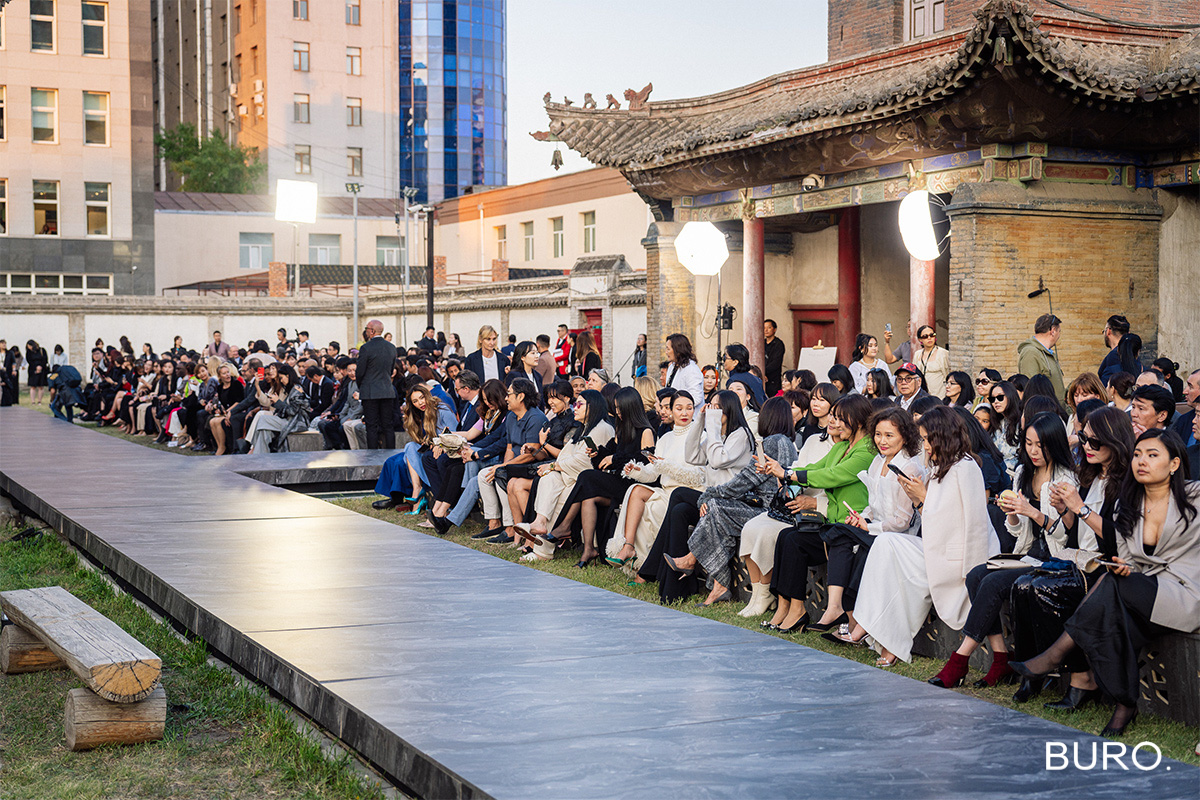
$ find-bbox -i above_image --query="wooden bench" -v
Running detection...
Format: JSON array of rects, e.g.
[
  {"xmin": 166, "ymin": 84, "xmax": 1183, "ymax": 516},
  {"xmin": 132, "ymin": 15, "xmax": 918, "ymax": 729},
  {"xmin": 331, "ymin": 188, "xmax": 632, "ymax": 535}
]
[{"xmin": 1, "ymin": 586, "xmax": 166, "ymax": 750}]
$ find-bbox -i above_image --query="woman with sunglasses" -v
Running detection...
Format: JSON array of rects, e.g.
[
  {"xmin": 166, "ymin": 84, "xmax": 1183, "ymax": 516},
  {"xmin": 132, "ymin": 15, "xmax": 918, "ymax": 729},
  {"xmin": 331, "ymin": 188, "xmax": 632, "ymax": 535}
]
[
  {"xmin": 972, "ymin": 369, "xmax": 1002, "ymax": 411},
  {"xmin": 989, "ymin": 381, "xmax": 1022, "ymax": 474},
  {"xmin": 913, "ymin": 325, "xmax": 950, "ymax": 397}
]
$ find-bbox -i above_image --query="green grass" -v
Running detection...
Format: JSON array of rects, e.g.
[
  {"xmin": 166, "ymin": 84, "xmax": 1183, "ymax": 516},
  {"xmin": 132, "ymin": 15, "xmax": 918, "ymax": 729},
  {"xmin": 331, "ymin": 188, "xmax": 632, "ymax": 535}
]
[
  {"xmin": 0, "ymin": 525, "xmax": 394, "ymax": 800},
  {"xmin": 335, "ymin": 496, "xmax": 1200, "ymax": 766},
  {"xmin": 16, "ymin": 388, "xmax": 211, "ymax": 456}
]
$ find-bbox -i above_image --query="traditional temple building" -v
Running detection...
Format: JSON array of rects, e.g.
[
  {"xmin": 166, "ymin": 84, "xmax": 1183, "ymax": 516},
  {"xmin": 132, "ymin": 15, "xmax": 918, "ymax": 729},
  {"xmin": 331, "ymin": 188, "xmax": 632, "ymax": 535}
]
[{"xmin": 543, "ymin": 0, "xmax": 1200, "ymax": 379}]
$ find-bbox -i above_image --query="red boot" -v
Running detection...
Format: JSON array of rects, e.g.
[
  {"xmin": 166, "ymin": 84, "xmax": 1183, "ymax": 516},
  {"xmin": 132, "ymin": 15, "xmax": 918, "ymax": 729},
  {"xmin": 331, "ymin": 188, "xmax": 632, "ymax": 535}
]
[
  {"xmin": 927, "ymin": 652, "xmax": 970, "ymax": 688},
  {"xmin": 972, "ymin": 650, "xmax": 1016, "ymax": 688}
]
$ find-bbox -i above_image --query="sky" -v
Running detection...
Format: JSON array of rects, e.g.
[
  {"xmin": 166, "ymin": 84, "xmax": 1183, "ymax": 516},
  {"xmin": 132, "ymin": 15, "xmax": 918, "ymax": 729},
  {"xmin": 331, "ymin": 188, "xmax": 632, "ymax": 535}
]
[{"xmin": 506, "ymin": 0, "xmax": 829, "ymax": 185}]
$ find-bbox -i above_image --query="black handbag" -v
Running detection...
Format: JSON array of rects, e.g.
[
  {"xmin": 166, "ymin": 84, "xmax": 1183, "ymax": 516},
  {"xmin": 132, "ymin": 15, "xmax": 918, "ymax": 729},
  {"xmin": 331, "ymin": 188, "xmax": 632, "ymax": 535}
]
[{"xmin": 766, "ymin": 485, "xmax": 825, "ymax": 530}]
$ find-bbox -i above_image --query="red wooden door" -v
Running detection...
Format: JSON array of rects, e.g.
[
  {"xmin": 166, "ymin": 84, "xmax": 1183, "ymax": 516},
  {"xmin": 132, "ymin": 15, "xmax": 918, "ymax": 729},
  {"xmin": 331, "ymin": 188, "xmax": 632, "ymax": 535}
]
[
  {"xmin": 790, "ymin": 305, "xmax": 839, "ymax": 364},
  {"xmin": 580, "ymin": 309, "xmax": 603, "ymax": 359}
]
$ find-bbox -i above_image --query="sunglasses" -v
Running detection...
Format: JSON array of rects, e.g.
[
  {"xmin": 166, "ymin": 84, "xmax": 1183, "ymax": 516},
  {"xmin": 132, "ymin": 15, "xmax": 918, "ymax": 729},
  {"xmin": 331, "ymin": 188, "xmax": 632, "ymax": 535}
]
[
  {"xmin": 975, "ymin": 378, "xmax": 992, "ymax": 385},
  {"xmin": 1078, "ymin": 433, "xmax": 1106, "ymax": 450},
  {"xmin": 918, "ymin": 333, "xmax": 936, "ymax": 340},
  {"xmin": 990, "ymin": 394, "xmax": 1006, "ymax": 403}
]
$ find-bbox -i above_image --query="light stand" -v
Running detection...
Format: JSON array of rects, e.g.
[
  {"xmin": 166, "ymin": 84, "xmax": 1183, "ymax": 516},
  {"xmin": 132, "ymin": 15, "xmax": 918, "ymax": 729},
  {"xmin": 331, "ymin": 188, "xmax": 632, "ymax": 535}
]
[
  {"xmin": 346, "ymin": 182, "xmax": 362, "ymax": 340},
  {"xmin": 673, "ymin": 221, "xmax": 731, "ymax": 377},
  {"xmin": 1028, "ymin": 284, "xmax": 1058, "ymax": 357}
]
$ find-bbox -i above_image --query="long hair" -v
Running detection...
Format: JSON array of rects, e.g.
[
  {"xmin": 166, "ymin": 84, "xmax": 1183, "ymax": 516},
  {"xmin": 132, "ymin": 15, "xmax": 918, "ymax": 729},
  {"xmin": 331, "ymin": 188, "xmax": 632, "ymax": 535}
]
[
  {"xmin": 570, "ymin": 389, "xmax": 609, "ymax": 443},
  {"xmin": 727, "ymin": 377, "xmax": 761, "ymax": 412},
  {"xmin": 1078, "ymin": 406, "xmax": 1135, "ymax": 510},
  {"xmin": 851, "ymin": 332, "xmax": 875, "ymax": 362},
  {"xmin": 665, "ymin": 333, "xmax": 695, "ymax": 368},
  {"xmin": 511, "ymin": 341, "xmax": 536, "ymax": 374},
  {"xmin": 478, "ymin": 379, "xmax": 507, "ymax": 429},
  {"xmin": 1116, "ymin": 333, "xmax": 1143, "ymax": 375},
  {"xmin": 866, "ymin": 367, "xmax": 894, "ymax": 399},
  {"xmin": 575, "ymin": 330, "xmax": 600, "ymax": 363},
  {"xmin": 1116, "ymin": 429, "xmax": 1196, "ymax": 539},
  {"xmin": 757, "ymin": 396, "xmax": 794, "ymax": 439},
  {"xmin": 714, "ymin": 389, "xmax": 754, "ymax": 451},
  {"xmin": 1067, "ymin": 371, "xmax": 1110, "ymax": 411},
  {"xmin": 990, "ymin": 380, "xmax": 1022, "ymax": 446},
  {"xmin": 1014, "ymin": 412, "xmax": 1076, "ymax": 499},
  {"xmin": 724, "ymin": 343, "xmax": 750, "ymax": 373},
  {"xmin": 869, "ymin": 405, "xmax": 922, "ymax": 457},
  {"xmin": 803, "ymin": 382, "xmax": 842, "ymax": 427},
  {"xmin": 1022, "ymin": 395, "xmax": 1065, "ymax": 428},
  {"xmin": 1023, "ymin": 374, "xmax": 1061, "ymax": 408},
  {"xmin": 944, "ymin": 371, "xmax": 974, "ymax": 407},
  {"xmin": 404, "ymin": 384, "xmax": 442, "ymax": 444},
  {"xmin": 831, "ymin": 393, "xmax": 873, "ymax": 439},
  {"xmin": 633, "ymin": 376, "xmax": 658, "ymax": 412},
  {"xmin": 611, "ymin": 386, "xmax": 652, "ymax": 446},
  {"xmin": 951, "ymin": 406, "xmax": 1005, "ymax": 467},
  {"xmin": 827, "ymin": 364, "xmax": 854, "ymax": 394},
  {"xmin": 918, "ymin": 406, "xmax": 972, "ymax": 483}
]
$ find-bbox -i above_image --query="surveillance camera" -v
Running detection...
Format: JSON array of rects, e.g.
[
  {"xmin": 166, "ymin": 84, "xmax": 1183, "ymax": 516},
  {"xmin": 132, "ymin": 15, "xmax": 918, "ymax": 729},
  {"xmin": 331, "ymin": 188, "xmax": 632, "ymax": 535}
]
[{"xmin": 801, "ymin": 174, "xmax": 825, "ymax": 192}]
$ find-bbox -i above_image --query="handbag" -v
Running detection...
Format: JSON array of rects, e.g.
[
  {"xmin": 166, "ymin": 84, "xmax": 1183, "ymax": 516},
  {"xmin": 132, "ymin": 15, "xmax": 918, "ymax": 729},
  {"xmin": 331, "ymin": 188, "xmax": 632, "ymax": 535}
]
[{"xmin": 766, "ymin": 484, "xmax": 825, "ymax": 530}]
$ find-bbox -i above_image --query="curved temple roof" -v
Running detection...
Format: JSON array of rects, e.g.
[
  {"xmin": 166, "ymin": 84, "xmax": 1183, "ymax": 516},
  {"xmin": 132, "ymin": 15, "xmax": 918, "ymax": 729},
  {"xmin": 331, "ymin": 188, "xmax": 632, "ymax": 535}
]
[{"xmin": 543, "ymin": 0, "xmax": 1199, "ymax": 175}]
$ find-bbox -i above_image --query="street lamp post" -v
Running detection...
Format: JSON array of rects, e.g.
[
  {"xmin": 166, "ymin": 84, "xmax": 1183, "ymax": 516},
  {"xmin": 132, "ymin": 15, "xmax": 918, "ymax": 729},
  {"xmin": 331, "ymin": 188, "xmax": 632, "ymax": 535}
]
[
  {"xmin": 345, "ymin": 182, "xmax": 362, "ymax": 343},
  {"xmin": 400, "ymin": 186, "xmax": 419, "ymax": 345}
]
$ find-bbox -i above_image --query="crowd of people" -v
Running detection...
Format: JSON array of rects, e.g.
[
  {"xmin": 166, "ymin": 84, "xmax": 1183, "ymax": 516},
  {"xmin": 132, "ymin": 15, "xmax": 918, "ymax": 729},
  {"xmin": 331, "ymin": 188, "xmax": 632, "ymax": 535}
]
[{"xmin": 3, "ymin": 311, "xmax": 1197, "ymax": 739}]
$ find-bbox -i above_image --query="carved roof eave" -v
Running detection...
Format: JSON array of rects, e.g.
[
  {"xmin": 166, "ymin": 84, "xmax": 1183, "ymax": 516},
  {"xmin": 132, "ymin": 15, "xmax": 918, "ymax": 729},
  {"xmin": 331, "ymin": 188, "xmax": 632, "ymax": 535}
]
[{"xmin": 543, "ymin": 0, "xmax": 1199, "ymax": 174}]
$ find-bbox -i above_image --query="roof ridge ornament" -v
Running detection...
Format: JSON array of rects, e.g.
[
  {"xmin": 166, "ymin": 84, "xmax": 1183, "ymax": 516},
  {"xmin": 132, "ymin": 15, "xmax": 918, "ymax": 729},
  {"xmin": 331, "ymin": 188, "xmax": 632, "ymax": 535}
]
[{"xmin": 625, "ymin": 83, "xmax": 654, "ymax": 111}]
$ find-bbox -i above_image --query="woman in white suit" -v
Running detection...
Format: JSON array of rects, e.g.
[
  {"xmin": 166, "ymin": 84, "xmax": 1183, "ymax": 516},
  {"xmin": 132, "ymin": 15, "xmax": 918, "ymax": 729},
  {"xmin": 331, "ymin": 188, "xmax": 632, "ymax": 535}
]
[{"xmin": 849, "ymin": 406, "xmax": 999, "ymax": 666}]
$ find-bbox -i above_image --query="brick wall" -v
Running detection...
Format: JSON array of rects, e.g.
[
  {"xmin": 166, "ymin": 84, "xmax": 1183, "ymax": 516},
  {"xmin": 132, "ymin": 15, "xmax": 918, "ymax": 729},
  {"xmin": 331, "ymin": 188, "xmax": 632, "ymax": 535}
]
[
  {"xmin": 433, "ymin": 256, "xmax": 447, "ymax": 288},
  {"xmin": 491, "ymin": 258, "xmax": 509, "ymax": 282},
  {"xmin": 945, "ymin": 182, "xmax": 1162, "ymax": 383},
  {"xmin": 641, "ymin": 222, "xmax": 696, "ymax": 372},
  {"xmin": 830, "ymin": 1, "xmax": 1200, "ymax": 60}
]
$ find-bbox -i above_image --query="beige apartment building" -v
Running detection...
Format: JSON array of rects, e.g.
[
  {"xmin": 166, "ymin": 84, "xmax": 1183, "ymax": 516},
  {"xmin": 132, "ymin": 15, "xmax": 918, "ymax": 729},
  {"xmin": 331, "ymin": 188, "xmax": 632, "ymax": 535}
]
[
  {"xmin": 0, "ymin": 0, "xmax": 157, "ymax": 295},
  {"xmin": 436, "ymin": 168, "xmax": 650, "ymax": 281}
]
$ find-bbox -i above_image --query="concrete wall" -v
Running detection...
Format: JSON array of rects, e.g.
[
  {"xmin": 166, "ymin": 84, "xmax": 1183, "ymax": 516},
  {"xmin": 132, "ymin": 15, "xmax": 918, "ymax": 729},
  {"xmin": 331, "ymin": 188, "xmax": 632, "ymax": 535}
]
[{"xmin": 1157, "ymin": 191, "xmax": 1200, "ymax": 373}]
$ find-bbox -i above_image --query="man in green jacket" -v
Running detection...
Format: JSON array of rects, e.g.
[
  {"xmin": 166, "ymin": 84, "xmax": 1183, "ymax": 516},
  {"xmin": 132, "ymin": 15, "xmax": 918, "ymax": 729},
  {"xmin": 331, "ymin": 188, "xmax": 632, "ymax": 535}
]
[{"xmin": 1016, "ymin": 313, "xmax": 1066, "ymax": 401}]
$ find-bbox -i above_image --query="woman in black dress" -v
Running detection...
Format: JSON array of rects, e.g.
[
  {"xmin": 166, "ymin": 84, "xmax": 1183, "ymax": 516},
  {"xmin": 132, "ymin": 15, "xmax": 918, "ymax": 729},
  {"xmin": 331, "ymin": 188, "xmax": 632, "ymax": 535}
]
[
  {"xmin": 25, "ymin": 340, "xmax": 49, "ymax": 405},
  {"xmin": 1012, "ymin": 429, "xmax": 1200, "ymax": 737},
  {"xmin": 548, "ymin": 386, "xmax": 655, "ymax": 567}
]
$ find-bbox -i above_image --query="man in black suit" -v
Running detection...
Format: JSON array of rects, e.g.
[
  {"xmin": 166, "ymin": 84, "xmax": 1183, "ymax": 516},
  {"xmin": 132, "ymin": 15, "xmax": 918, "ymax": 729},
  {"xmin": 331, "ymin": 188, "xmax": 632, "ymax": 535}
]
[
  {"xmin": 302, "ymin": 365, "xmax": 335, "ymax": 417},
  {"xmin": 357, "ymin": 319, "xmax": 398, "ymax": 449},
  {"xmin": 1186, "ymin": 411, "xmax": 1199, "ymax": 479},
  {"xmin": 1170, "ymin": 368, "xmax": 1198, "ymax": 448}
]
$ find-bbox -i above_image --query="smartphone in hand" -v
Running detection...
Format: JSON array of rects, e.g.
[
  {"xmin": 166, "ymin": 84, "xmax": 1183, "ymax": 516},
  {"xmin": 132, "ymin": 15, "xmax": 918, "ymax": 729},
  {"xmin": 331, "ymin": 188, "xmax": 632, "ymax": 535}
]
[{"xmin": 886, "ymin": 463, "xmax": 908, "ymax": 480}]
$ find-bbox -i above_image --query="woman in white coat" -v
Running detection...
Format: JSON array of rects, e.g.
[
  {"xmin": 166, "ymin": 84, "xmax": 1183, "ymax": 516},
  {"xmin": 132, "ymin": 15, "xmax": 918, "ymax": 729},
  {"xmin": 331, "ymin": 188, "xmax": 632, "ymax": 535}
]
[
  {"xmin": 664, "ymin": 333, "xmax": 704, "ymax": 405},
  {"xmin": 849, "ymin": 406, "xmax": 999, "ymax": 666}
]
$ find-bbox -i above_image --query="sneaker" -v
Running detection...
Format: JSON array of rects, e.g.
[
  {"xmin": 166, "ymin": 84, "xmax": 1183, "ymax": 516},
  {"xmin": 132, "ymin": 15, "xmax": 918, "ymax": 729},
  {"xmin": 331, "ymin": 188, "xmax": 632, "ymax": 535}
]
[
  {"xmin": 167, "ymin": 440, "xmax": 179, "ymax": 447},
  {"xmin": 486, "ymin": 534, "xmax": 513, "ymax": 545}
]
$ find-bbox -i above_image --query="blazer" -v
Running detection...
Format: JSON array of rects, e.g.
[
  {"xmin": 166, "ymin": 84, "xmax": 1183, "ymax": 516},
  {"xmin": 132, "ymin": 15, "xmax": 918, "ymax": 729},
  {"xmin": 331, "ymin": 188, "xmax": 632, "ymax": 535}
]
[
  {"xmin": 357, "ymin": 336, "xmax": 398, "ymax": 400},
  {"xmin": 1115, "ymin": 483, "xmax": 1200, "ymax": 632},
  {"xmin": 464, "ymin": 349, "xmax": 510, "ymax": 383},
  {"xmin": 303, "ymin": 376, "xmax": 335, "ymax": 417},
  {"xmin": 1188, "ymin": 443, "xmax": 1199, "ymax": 480}
]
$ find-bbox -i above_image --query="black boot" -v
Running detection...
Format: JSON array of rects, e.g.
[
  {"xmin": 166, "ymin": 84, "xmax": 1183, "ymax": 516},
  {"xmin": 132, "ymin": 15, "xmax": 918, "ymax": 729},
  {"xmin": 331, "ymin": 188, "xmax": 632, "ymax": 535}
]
[
  {"xmin": 1012, "ymin": 675, "xmax": 1056, "ymax": 704},
  {"xmin": 1044, "ymin": 687, "xmax": 1102, "ymax": 711}
]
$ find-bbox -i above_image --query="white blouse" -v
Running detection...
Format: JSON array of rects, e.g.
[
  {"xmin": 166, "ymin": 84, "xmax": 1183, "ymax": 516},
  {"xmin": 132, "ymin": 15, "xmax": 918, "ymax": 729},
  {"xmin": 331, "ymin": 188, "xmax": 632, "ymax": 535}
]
[{"xmin": 858, "ymin": 452, "xmax": 928, "ymax": 536}]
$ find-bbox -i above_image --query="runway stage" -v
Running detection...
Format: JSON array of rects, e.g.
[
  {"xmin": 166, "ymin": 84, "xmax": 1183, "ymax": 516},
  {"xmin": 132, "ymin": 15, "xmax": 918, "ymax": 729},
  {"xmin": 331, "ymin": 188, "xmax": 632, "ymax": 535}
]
[{"xmin": 1, "ymin": 407, "xmax": 1195, "ymax": 799}]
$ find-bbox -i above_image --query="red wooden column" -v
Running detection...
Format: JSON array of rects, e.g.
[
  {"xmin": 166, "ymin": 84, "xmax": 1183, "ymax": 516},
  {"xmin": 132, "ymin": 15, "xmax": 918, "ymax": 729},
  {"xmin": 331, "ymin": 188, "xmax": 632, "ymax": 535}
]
[
  {"xmin": 910, "ymin": 255, "xmax": 936, "ymax": 340},
  {"xmin": 743, "ymin": 215, "xmax": 766, "ymax": 372},
  {"xmin": 836, "ymin": 206, "xmax": 862, "ymax": 364}
]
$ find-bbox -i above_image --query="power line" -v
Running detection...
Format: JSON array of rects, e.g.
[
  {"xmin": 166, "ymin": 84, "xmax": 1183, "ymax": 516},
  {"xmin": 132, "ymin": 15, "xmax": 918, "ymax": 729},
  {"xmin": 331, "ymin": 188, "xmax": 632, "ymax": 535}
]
[{"xmin": 1034, "ymin": 0, "xmax": 1200, "ymax": 30}]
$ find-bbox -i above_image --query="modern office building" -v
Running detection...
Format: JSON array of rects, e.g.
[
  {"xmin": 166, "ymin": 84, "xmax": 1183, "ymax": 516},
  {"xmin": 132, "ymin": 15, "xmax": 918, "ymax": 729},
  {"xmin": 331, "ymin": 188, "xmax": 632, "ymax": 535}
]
[
  {"xmin": 0, "ymin": 0, "xmax": 158, "ymax": 295},
  {"xmin": 400, "ymin": 0, "xmax": 507, "ymax": 203}
]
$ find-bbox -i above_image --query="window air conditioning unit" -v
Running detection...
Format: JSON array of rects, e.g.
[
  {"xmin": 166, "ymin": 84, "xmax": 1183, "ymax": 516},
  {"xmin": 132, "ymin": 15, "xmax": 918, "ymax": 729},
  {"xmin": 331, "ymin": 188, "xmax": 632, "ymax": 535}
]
[
  {"xmin": 255, "ymin": 103, "xmax": 264, "ymax": 117},
  {"xmin": 253, "ymin": 93, "xmax": 264, "ymax": 103},
  {"xmin": 228, "ymin": 82, "xmax": 238, "ymax": 97},
  {"xmin": 253, "ymin": 79, "xmax": 264, "ymax": 92},
  {"xmin": 238, "ymin": 104, "xmax": 248, "ymax": 116}
]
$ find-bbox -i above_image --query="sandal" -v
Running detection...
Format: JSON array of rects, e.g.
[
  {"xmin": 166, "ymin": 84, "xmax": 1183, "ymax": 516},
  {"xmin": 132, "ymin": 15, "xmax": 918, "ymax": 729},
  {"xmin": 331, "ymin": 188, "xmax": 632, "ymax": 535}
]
[
  {"xmin": 605, "ymin": 543, "xmax": 636, "ymax": 567},
  {"xmin": 876, "ymin": 655, "xmax": 899, "ymax": 668}
]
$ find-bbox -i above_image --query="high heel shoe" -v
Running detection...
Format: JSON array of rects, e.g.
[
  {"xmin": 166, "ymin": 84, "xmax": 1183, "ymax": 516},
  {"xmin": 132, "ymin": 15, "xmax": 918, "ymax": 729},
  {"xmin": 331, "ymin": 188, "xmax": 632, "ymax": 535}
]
[
  {"xmin": 605, "ymin": 545, "xmax": 635, "ymax": 567},
  {"xmin": 694, "ymin": 589, "xmax": 732, "ymax": 608},
  {"xmin": 1043, "ymin": 687, "xmax": 1102, "ymax": 712},
  {"xmin": 1012, "ymin": 675, "xmax": 1056, "ymax": 704},
  {"xmin": 405, "ymin": 494, "xmax": 428, "ymax": 515},
  {"xmin": 928, "ymin": 652, "xmax": 970, "ymax": 689},
  {"xmin": 822, "ymin": 630, "xmax": 868, "ymax": 648},
  {"xmin": 806, "ymin": 612, "xmax": 848, "ymax": 634},
  {"xmin": 574, "ymin": 554, "xmax": 599, "ymax": 569},
  {"xmin": 1101, "ymin": 705, "xmax": 1137, "ymax": 737},
  {"xmin": 776, "ymin": 613, "xmax": 809, "ymax": 634},
  {"xmin": 663, "ymin": 554, "xmax": 695, "ymax": 576},
  {"xmin": 970, "ymin": 651, "xmax": 1015, "ymax": 688}
]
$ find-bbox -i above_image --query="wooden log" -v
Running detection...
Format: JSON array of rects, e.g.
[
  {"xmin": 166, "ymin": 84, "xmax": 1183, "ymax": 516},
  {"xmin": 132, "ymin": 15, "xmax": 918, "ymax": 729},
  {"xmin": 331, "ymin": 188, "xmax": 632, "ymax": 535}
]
[
  {"xmin": 0, "ymin": 587, "xmax": 161, "ymax": 702},
  {"xmin": 65, "ymin": 687, "xmax": 167, "ymax": 751},
  {"xmin": 1, "ymin": 623, "xmax": 67, "ymax": 674}
]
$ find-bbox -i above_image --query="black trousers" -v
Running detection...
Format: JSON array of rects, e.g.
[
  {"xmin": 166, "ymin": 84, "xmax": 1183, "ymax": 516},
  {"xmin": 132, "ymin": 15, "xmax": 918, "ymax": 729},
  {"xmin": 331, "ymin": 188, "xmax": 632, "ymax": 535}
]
[
  {"xmin": 961, "ymin": 564, "xmax": 1028, "ymax": 643},
  {"xmin": 317, "ymin": 416, "xmax": 349, "ymax": 449},
  {"xmin": 362, "ymin": 397, "xmax": 396, "ymax": 449},
  {"xmin": 433, "ymin": 455, "xmax": 466, "ymax": 506},
  {"xmin": 639, "ymin": 488, "xmax": 702, "ymax": 604},
  {"xmin": 1065, "ymin": 573, "xmax": 1163, "ymax": 707},
  {"xmin": 820, "ymin": 523, "xmax": 875, "ymax": 610},
  {"xmin": 770, "ymin": 526, "xmax": 828, "ymax": 601}
]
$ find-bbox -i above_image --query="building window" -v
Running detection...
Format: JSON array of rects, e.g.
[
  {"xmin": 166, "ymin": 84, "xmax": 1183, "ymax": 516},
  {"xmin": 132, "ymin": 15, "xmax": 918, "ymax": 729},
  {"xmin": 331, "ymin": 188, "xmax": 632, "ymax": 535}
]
[
  {"xmin": 495, "ymin": 225, "xmax": 506, "ymax": 260},
  {"xmin": 82, "ymin": 2, "xmax": 107, "ymax": 56},
  {"xmin": 251, "ymin": 45, "xmax": 258, "ymax": 74},
  {"xmin": 31, "ymin": 88, "xmax": 57, "ymax": 143},
  {"xmin": 249, "ymin": 0, "xmax": 257, "ymax": 24},
  {"xmin": 346, "ymin": 0, "xmax": 360, "ymax": 25},
  {"xmin": 293, "ymin": 41, "xmax": 309, "ymax": 72},
  {"xmin": 0, "ymin": 8, "xmax": 5, "ymax": 50},
  {"xmin": 347, "ymin": 147, "xmax": 362, "ymax": 177},
  {"xmin": 83, "ymin": 91, "xmax": 109, "ymax": 145},
  {"xmin": 522, "ymin": 221, "xmax": 534, "ymax": 261},
  {"xmin": 0, "ymin": 180, "xmax": 7, "ymax": 234},
  {"xmin": 346, "ymin": 46, "xmax": 361, "ymax": 75},
  {"xmin": 0, "ymin": 273, "xmax": 112, "ymax": 296},
  {"xmin": 582, "ymin": 211, "xmax": 596, "ymax": 253},
  {"xmin": 30, "ymin": 0, "xmax": 55, "ymax": 52},
  {"xmin": 233, "ymin": 4, "xmax": 240, "ymax": 34},
  {"xmin": 376, "ymin": 235, "xmax": 401, "ymax": 266},
  {"xmin": 551, "ymin": 217, "xmax": 564, "ymax": 258},
  {"xmin": 293, "ymin": 93, "xmax": 309, "ymax": 123},
  {"xmin": 85, "ymin": 182, "xmax": 110, "ymax": 236},
  {"xmin": 0, "ymin": 86, "xmax": 6, "ymax": 141},
  {"xmin": 292, "ymin": 0, "xmax": 308, "ymax": 20},
  {"xmin": 239, "ymin": 232, "xmax": 273, "ymax": 270},
  {"xmin": 33, "ymin": 180, "xmax": 59, "ymax": 236},
  {"xmin": 309, "ymin": 233, "xmax": 340, "ymax": 265},
  {"xmin": 294, "ymin": 145, "xmax": 311, "ymax": 174},
  {"xmin": 346, "ymin": 97, "xmax": 361, "ymax": 126},
  {"xmin": 905, "ymin": 0, "xmax": 945, "ymax": 40}
]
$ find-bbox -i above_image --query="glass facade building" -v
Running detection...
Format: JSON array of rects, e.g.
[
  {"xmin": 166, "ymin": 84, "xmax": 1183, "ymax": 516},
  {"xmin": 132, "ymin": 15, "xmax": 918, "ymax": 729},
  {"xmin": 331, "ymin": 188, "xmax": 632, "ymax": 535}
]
[{"xmin": 400, "ymin": 0, "xmax": 507, "ymax": 203}]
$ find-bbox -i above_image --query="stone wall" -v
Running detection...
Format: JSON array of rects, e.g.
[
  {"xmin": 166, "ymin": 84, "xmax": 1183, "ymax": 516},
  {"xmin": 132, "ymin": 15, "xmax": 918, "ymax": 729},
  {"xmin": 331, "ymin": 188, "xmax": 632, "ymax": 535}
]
[
  {"xmin": 945, "ymin": 182, "xmax": 1162, "ymax": 382},
  {"xmin": 1156, "ymin": 190, "xmax": 1200, "ymax": 373}
]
